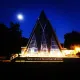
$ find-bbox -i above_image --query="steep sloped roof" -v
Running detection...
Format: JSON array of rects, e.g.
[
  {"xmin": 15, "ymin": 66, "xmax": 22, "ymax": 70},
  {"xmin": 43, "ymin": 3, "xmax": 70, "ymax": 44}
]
[{"xmin": 27, "ymin": 10, "xmax": 62, "ymax": 52}]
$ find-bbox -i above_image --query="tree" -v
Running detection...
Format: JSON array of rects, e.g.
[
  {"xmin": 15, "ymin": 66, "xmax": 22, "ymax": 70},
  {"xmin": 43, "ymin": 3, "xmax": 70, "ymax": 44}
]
[
  {"xmin": 0, "ymin": 22, "xmax": 28, "ymax": 57},
  {"xmin": 21, "ymin": 37, "xmax": 28, "ymax": 47},
  {"xmin": 0, "ymin": 23, "xmax": 9, "ymax": 56},
  {"xmin": 76, "ymin": 52, "xmax": 80, "ymax": 57},
  {"xmin": 9, "ymin": 22, "xmax": 22, "ymax": 54},
  {"xmin": 64, "ymin": 31, "xmax": 80, "ymax": 49}
]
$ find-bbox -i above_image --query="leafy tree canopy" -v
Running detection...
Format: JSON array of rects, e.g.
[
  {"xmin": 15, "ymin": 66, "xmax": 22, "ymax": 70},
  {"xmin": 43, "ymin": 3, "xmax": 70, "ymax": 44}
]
[
  {"xmin": 0, "ymin": 22, "xmax": 28, "ymax": 56},
  {"xmin": 64, "ymin": 31, "xmax": 80, "ymax": 49}
]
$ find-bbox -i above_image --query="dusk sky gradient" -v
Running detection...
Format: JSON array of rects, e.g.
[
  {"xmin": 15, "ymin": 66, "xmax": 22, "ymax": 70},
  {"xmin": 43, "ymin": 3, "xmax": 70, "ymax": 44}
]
[{"xmin": 0, "ymin": 0, "xmax": 80, "ymax": 43}]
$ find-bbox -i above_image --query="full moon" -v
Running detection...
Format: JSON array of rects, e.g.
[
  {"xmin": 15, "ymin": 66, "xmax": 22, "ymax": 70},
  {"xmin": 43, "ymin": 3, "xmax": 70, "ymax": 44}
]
[{"xmin": 17, "ymin": 14, "xmax": 24, "ymax": 20}]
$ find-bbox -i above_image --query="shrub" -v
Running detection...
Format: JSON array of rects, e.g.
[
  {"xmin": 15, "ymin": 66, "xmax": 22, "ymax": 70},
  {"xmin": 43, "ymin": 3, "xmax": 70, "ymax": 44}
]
[{"xmin": 76, "ymin": 52, "xmax": 80, "ymax": 57}]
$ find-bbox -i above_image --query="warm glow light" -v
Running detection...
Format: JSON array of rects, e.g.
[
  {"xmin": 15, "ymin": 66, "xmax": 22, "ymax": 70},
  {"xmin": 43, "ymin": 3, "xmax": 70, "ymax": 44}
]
[
  {"xmin": 19, "ymin": 45, "xmax": 80, "ymax": 58},
  {"xmin": 20, "ymin": 50, "xmax": 64, "ymax": 57},
  {"xmin": 61, "ymin": 45, "xmax": 80, "ymax": 57},
  {"xmin": 75, "ymin": 47, "xmax": 80, "ymax": 52}
]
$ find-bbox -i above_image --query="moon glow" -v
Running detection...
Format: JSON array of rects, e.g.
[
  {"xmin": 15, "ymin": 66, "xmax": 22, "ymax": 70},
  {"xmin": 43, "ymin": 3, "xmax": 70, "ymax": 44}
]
[{"xmin": 17, "ymin": 14, "xmax": 24, "ymax": 20}]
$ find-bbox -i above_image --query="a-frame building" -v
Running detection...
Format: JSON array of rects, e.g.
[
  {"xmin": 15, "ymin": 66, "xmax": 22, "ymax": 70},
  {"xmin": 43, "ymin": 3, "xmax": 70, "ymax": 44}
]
[{"xmin": 26, "ymin": 10, "xmax": 62, "ymax": 56}]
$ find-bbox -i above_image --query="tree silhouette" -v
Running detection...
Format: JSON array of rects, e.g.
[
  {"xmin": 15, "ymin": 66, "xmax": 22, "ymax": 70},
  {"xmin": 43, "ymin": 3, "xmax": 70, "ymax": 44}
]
[
  {"xmin": 64, "ymin": 31, "xmax": 80, "ymax": 49},
  {"xmin": 0, "ymin": 23, "xmax": 9, "ymax": 56},
  {"xmin": 0, "ymin": 22, "xmax": 28, "ymax": 57},
  {"xmin": 9, "ymin": 22, "xmax": 22, "ymax": 54},
  {"xmin": 76, "ymin": 52, "xmax": 80, "ymax": 57},
  {"xmin": 21, "ymin": 37, "xmax": 28, "ymax": 47}
]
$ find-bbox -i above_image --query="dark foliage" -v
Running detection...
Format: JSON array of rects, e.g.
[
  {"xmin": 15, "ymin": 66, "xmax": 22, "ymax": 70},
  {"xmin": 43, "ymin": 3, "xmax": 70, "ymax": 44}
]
[
  {"xmin": 76, "ymin": 52, "xmax": 80, "ymax": 57},
  {"xmin": 0, "ymin": 22, "xmax": 28, "ymax": 56},
  {"xmin": 21, "ymin": 37, "xmax": 28, "ymax": 47},
  {"xmin": 64, "ymin": 31, "xmax": 80, "ymax": 49}
]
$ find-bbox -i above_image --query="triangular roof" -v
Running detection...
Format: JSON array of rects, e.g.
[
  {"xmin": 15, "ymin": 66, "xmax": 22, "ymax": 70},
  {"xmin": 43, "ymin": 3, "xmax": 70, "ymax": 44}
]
[
  {"xmin": 27, "ymin": 10, "xmax": 62, "ymax": 52},
  {"xmin": 39, "ymin": 10, "xmax": 48, "ymax": 27}
]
